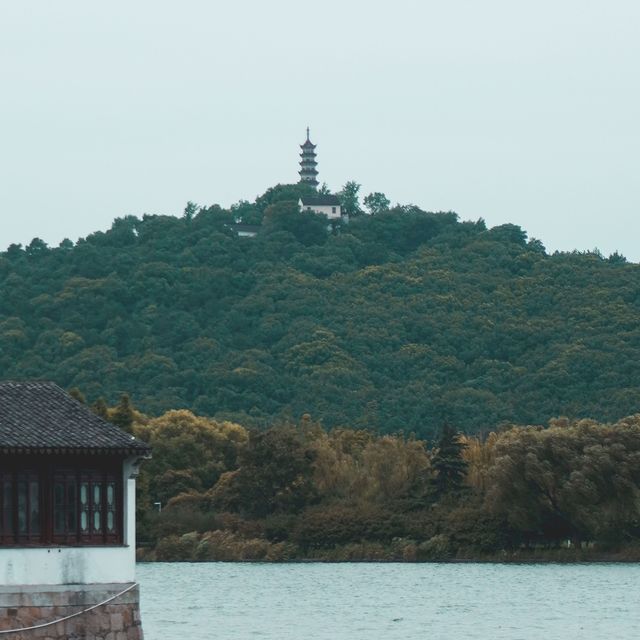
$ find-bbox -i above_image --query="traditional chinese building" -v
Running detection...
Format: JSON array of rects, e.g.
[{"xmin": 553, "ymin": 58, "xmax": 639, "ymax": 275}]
[
  {"xmin": 0, "ymin": 381, "xmax": 151, "ymax": 640},
  {"xmin": 298, "ymin": 195, "xmax": 343, "ymax": 220},
  {"xmin": 298, "ymin": 127, "xmax": 319, "ymax": 188}
]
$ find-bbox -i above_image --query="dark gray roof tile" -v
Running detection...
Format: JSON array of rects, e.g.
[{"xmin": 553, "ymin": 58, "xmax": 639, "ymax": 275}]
[
  {"xmin": 0, "ymin": 381, "xmax": 151, "ymax": 455},
  {"xmin": 300, "ymin": 195, "xmax": 341, "ymax": 206}
]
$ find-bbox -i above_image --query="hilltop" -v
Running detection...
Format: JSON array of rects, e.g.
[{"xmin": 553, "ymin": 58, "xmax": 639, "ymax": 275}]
[{"xmin": 1, "ymin": 185, "xmax": 638, "ymax": 436}]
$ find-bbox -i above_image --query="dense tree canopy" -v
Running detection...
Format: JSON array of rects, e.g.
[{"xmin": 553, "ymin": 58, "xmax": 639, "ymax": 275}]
[
  {"xmin": 1, "ymin": 184, "xmax": 639, "ymax": 436},
  {"xmin": 129, "ymin": 405, "xmax": 640, "ymax": 561}
]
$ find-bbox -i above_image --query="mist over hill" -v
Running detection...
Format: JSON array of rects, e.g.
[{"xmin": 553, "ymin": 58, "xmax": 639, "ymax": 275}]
[{"xmin": 1, "ymin": 185, "xmax": 638, "ymax": 437}]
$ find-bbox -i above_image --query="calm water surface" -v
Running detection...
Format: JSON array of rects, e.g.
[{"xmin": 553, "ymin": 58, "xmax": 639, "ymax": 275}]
[{"xmin": 137, "ymin": 562, "xmax": 640, "ymax": 639}]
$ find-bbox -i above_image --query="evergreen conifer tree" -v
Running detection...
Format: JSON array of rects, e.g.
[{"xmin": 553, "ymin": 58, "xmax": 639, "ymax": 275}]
[{"xmin": 431, "ymin": 423, "xmax": 468, "ymax": 497}]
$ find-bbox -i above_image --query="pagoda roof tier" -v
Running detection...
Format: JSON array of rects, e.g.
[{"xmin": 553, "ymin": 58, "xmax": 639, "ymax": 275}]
[{"xmin": 301, "ymin": 126, "xmax": 317, "ymax": 149}]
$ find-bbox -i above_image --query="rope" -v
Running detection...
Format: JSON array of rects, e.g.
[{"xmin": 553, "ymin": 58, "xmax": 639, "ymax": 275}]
[{"xmin": 0, "ymin": 582, "xmax": 138, "ymax": 635}]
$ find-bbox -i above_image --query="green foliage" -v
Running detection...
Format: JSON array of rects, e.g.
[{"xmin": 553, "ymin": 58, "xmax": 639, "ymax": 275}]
[
  {"xmin": 92, "ymin": 398, "xmax": 109, "ymax": 419},
  {"xmin": 210, "ymin": 425, "xmax": 319, "ymax": 518},
  {"xmin": 68, "ymin": 387, "xmax": 86, "ymax": 404},
  {"xmin": 154, "ymin": 498, "xmax": 219, "ymax": 539},
  {"xmin": 183, "ymin": 201, "xmax": 200, "ymax": 220},
  {"xmin": 292, "ymin": 503, "xmax": 402, "ymax": 549},
  {"xmin": 263, "ymin": 201, "xmax": 329, "ymax": 246},
  {"xmin": 255, "ymin": 183, "xmax": 317, "ymax": 213},
  {"xmin": 230, "ymin": 200, "xmax": 262, "ymax": 225},
  {"xmin": 109, "ymin": 394, "xmax": 135, "ymax": 432},
  {"xmin": 338, "ymin": 181, "xmax": 363, "ymax": 217},
  {"xmin": 134, "ymin": 410, "xmax": 248, "ymax": 506},
  {"xmin": 155, "ymin": 532, "xmax": 201, "ymax": 561},
  {"xmin": 417, "ymin": 534, "xmax": 451, "ymax": 560},
  {"xmin": 430, "ymin": 424, "xmax": 468, "ymax": 497},
  {"xmin": 363, "ymin": 191, "xmax": 391, "ymax": 215},
  {"xmin": 126, "ymin": 397, "xmax": 640, "ymax": 560},
  {"xmin": 485, "ymin": 416, "xmax": 640, "ymax": 545},
  {"xmin": 153, "ymin": 529, "xmax": 297, "ymax": 562},
  {"xmin": 0, "ymin": 185, "xmax": 639, "ymax": 438}
]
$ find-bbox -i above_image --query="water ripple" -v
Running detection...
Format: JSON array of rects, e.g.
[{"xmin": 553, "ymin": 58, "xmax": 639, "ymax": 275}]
[{"xmin": 137, "ymin": 562, "xmax": 640, "ymax": 640}]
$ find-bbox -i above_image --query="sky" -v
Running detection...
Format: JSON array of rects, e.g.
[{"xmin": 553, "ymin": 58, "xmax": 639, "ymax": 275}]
[{"xmin": 1, "ymin": 0, "xmax": 639, "ymax": 260}]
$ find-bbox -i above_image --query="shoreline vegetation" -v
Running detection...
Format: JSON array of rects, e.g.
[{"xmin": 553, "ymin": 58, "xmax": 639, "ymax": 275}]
[
  {"xmin": 90, "ymin": 397, "xmax": 640, "ymax": 564},
  {"xmin": 138, "ymin": 548, "xmax": 640, "ymax": 564},
  {"xmin": 136, "ymin": 522, "xmax": 640, "ymax": 563}
]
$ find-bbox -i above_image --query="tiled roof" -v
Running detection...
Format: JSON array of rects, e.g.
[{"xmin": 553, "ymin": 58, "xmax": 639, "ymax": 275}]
[
  {"xmin": 300, "ymin": 195, "xmax": 341, "ymax": 206},
  {"xmin": 0, "ymin": 381, "xmax": 151, "ymax": 455}
]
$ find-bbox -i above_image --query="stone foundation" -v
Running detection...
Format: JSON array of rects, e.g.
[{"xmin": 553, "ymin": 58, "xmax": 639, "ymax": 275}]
[{"xmin": 0, "ymin": 583, "xmax": 143, "ymax": 640}]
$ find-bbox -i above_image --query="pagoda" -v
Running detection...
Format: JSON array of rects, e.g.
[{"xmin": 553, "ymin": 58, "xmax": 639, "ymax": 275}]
[{"xmin": 298, "ymin": 127, "xmax": 319, "ymax": 188}]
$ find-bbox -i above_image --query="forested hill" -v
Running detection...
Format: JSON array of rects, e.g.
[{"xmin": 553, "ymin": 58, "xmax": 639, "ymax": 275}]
[{"xmin": 1, "ymin": 186, "xmax": 638, "ymax": 436}]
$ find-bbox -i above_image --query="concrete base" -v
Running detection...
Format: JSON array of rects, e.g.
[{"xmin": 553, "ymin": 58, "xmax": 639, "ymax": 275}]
[{"xmin": 0, "ymin": 583, "xmax": 143, "ymax": 640}]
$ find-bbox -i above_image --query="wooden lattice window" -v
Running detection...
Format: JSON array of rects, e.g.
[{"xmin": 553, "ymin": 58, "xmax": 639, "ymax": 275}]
[
  {"xmin": 0, "ymin": 459, "xmax": 122, "ymax": 546},
  {"xmin": 76, "ymin": 471, "xmax": 120, "ymax": 544},
  {"xmin": 0, "ymin": 472, "xmax": 15, "ymax": 544},
  {"xmin": 16, "ymin": 471, "xmax": 41, "ymax": 542}
]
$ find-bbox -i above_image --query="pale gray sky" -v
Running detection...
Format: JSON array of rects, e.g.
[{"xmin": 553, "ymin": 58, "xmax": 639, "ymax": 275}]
[{"xmin": 1, "ymin": 0, "xmax": 639, "ymax": 259}]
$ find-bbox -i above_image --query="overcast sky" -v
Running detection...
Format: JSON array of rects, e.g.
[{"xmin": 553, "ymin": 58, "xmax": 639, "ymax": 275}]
[{"xmin": 1, "ymin": 1, "xmax": 638, "ymax": 260}]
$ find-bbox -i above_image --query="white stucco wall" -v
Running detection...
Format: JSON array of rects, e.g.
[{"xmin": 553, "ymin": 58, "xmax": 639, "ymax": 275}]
[
  {"xmin": 0, "ymin": 457, "xmax": 139, "ymax": 586},
  {"xmin": 0, "ymin": 544, "xmax": 135, "ymax": 586},
  {"xmin": 313, "ymin": 204, "xmax": 342, "ymax": 219},
  {"xmin": 299, "ymin": 200, "xmax": 342, "ymax": 219}
]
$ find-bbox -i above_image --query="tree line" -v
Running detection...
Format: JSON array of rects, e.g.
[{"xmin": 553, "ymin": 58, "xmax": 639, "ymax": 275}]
[
  {"xmin": 95, "ymin": 397, "xmax": 640, "ymax": 561},
  {"xmin": 1, "ymin": 181, "xmax": 638, "ymax": 436}
]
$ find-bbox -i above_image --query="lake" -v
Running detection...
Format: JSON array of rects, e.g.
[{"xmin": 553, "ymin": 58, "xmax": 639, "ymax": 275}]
[{"xmin": 137, "ymin": 562, "xmax": 640, "ymax": 639}]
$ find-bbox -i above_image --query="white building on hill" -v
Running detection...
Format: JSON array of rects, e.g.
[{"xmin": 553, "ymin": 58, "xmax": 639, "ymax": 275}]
[{"xmin": 298, "ymin": 195, "xmax": 343, "ymax": 220}]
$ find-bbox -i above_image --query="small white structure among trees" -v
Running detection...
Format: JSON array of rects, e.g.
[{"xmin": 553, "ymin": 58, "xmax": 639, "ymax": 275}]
[{"xmin": 298, "ymin": 195, "xmax": 343, "ymax": 220}]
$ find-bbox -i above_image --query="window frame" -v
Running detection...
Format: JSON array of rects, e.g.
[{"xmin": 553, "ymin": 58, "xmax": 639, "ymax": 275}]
[{"xmin": 0, "ymin": 455, "xmax": 123, "ymax": 547}]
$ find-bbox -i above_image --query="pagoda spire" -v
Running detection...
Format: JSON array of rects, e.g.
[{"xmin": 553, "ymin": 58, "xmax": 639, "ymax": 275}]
[{"xmin": 299, "ymin": 127, "xmax": 319, "ymax": 189}]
